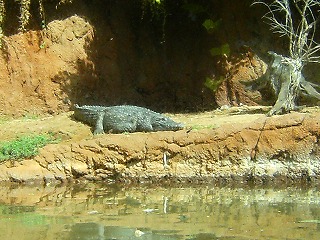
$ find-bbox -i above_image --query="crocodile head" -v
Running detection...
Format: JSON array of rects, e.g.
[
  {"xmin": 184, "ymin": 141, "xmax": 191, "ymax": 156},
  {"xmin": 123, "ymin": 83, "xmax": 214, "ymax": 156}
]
[{"xmin": 152, "ymin": 116, "xmax": 184, "ymax": 131}]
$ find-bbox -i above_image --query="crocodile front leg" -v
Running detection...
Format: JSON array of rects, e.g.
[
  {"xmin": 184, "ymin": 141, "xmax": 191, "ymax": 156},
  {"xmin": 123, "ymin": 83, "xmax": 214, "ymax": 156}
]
[{"xmin": 93, "ymin": 112, "xmax": 105, "ymax": 135}]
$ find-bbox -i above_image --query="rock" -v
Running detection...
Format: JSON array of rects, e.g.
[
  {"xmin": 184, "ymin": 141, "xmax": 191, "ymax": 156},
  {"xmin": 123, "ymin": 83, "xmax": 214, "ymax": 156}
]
[{"xmin": 214, "ymin": 52, "xmax": 268, "ymax": 107}]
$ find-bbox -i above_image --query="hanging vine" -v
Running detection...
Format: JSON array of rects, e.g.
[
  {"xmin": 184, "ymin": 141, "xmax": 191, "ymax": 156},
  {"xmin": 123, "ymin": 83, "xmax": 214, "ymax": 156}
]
[
  {"xmin": 19, "ymin": 0, "xmax": 31, "ymax": 32},
  {"xmin": 141, "ymin": 0, "xmax": 164, "ymax": 19},
  {"xmin": 140, "ymin": 0, "xmax": 167, "ymax": 43},
  {"xmin": 0, "ymin": 0, "xmax": 5, "ymax": 48},
  {"xmin": 38, "ymin": 0, "xmax": 46, "ymax": 29},
  {"xmin": 0, "ymin": 0, "xmax": 73, "ymax": 48}
]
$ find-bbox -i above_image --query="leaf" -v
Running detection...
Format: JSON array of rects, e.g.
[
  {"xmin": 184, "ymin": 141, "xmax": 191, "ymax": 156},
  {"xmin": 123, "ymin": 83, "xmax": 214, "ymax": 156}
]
[
  {"xmin": 210, "ymin": 43, "xmax": 230, "ymax": 57},
  {"xmin": 221, "ymin": 43, "xmax": 231, "ymax": 56},
  {"xmin": 202, "ymin": 19, "xmax": 213, "ymax": 31},
  {"xmin": 202, "ymin": 19, "xmax": 221, "ymax": 32},
  {"xmin": 204, "ymin": 77, "xmax": 223, "ymax": 92},
  {"xmin": 39, "ymin": 41, "xmax": 46, "ymax": 49}
]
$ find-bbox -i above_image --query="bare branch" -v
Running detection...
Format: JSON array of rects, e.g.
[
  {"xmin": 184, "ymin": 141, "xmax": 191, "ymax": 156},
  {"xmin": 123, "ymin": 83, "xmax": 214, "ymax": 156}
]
[
  {"xmin": 254, "ymin": 0, "xmax": 320, "ymax": 63},
  {"xmin": 253, "ymin": 1, "xmax": 320, "ymax": 115}
]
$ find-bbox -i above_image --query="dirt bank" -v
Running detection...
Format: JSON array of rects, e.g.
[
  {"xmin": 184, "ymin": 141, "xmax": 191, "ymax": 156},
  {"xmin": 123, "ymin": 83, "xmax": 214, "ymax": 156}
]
[
  {"xmin": 1, "ymin": 1, "xmax": 320, "ymax": 185},
  {"xmin": 1, "ymin": 106, "xmax": 319, "ymax": 185}
]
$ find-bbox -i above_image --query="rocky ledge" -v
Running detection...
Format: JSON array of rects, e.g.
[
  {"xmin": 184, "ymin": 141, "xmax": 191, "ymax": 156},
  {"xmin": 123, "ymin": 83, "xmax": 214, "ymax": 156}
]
[{"xmin": 0, "ymin": 109, "xmax": 320, "ymax": 185}]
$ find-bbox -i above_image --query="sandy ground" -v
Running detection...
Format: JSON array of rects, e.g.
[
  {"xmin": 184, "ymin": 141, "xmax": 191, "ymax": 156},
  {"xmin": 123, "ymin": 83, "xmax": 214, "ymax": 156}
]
[{"xmin": 0, "ymin": 106, "xmax": 272, "ymax": 143}]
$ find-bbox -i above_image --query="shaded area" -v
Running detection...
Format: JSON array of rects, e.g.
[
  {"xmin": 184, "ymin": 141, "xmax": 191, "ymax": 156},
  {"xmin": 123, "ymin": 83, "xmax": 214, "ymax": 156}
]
[
  {"xmin": 40, "ymin": 0, "xmax": 276, "ymax": 112},
  {"xmin": 52, "ymin": 0, "xmax": 217, "ymax": 112}
]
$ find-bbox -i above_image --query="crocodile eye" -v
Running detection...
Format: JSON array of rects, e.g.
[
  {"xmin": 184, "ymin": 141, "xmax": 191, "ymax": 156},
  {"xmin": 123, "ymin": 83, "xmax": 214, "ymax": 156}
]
[{"xmin": 160, "ymin": 117, "xmax": 168, "ymax": 122}]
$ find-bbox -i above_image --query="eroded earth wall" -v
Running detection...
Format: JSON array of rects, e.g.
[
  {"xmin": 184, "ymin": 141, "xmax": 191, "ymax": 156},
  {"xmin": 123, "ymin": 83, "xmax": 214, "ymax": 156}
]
[{"xmin": 0, "ymin": 0, "xmax": 275, "ymax": 116}]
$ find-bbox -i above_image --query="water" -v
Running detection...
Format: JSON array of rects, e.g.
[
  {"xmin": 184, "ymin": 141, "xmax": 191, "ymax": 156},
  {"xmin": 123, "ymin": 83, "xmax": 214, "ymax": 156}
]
[{"xmin": 0, "ymin": 184, "xmax": 319, "ymax": 240}]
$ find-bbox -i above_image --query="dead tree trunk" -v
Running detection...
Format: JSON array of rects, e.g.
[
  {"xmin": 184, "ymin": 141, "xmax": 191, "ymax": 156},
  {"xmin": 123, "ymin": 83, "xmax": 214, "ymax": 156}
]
[
  {"xmin": 266, "ymin": 51, "xmax": 320, "ymax": 115},
  {"xmin": 253, "ymin": 0, "xmax": 320, "ymax": 115}
]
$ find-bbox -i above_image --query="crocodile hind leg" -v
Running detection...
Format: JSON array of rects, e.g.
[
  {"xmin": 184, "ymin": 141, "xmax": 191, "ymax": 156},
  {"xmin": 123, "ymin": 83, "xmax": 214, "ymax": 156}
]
[{"xmin": 93, "ymin": 112, "xmax": 105, "ymax": 135}]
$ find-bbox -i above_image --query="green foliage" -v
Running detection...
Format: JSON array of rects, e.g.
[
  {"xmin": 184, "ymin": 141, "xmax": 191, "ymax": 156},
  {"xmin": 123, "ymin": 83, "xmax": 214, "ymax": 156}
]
[
  {"xmin": 0, "ymin": 133, "xmax": 58, "ymax": 162},
  {"xmin": 21, "ymin": 113, "xmax": 41, "ymax": 120},
  {"xmin": 39, "ymin": 41, "xmax": 46, "ymax": 49},
  {"xmin": 202, "ymin": 18, "xmax": 230, "ymax": 57},
  {"xmin": 204, "ymin": 76, "xmax": 223, "ymax": 93},
  {"xmin": 210, "ymin": 43, "xmax": 230, "ymax": 57},
  {"xmin": 200, "ymin": 14, "xmax": 230, "ymax": 96},
  {"xmin": 202, "ymin": 19, "xmax": 221, "ymax": 32},
  {"xmin": 191, "ymin": 124, "xmax": 216, "ymax": 130}
]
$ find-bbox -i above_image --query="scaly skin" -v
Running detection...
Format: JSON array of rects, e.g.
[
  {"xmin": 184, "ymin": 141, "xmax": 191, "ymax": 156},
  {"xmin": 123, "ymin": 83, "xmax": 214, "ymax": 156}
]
[{"xmin": 74, "ymin": 104, "xmax": 184, "ymax": 134}]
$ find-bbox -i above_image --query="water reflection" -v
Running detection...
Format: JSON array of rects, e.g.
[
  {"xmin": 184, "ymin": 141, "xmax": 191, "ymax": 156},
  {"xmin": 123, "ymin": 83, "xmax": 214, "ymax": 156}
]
[
  {"xmin": 0, "ymin": 184, "xmax": 319, "ymax": 240},
  {"xmin": 69, "ymin": 223, "xmax": 218, "ymax": 240}
]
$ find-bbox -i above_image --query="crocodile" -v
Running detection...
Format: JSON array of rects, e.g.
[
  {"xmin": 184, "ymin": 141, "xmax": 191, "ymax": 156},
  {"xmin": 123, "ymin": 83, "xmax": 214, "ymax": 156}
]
[{"xmin": 73, "ymin": 104, "xmax": 184, "ymax": 134}]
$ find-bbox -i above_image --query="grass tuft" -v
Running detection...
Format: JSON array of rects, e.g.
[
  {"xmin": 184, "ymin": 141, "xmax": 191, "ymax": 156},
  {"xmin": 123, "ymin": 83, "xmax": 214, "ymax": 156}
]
[
  {"xmin": 191, "ymin": 124, "xmax": 216, "ymax": 130},
  {"xmin": 0, "ymin": 133, "xmax": 58, "ymax": 162}
]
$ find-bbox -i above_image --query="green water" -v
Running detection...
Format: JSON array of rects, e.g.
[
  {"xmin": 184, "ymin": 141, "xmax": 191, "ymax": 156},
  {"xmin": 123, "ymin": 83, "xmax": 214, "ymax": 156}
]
[{"xmin": 0, "ymin": 184, "xmax": 319, "ymax": 240}]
